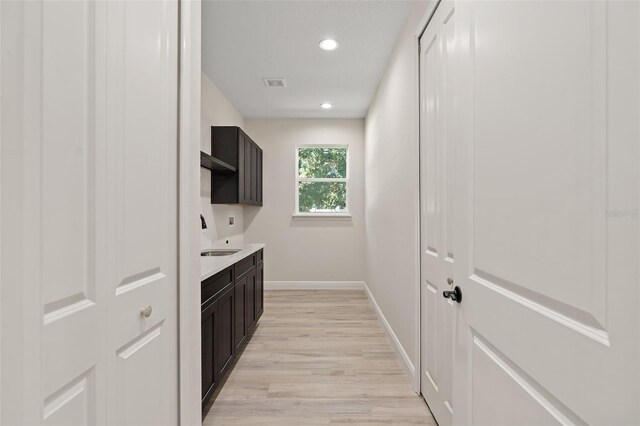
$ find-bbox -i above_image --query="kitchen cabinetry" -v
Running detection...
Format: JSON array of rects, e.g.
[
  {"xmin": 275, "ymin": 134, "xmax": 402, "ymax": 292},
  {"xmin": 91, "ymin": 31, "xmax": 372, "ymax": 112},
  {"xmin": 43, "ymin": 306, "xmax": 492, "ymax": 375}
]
[
  {"xmin": 201, "ymin": 249, "xmax": 265, "ymax": 410},
  {"xmin": 210, "ymin": 126, "xmax": 263, "ymax": 206},
  {"xmin": 201, "ymin": 272, "xmax": 234, "ymax": 407},
  {"xmin": 233, "ymin": 273, "xmax": 247, "ymax": 351},
  {"xmin": 256, "ymin": 261, "xmax": 264, "ymax": 320},
  {"xmin": 246, "ymin": 269, "xmax": 256, "ymax": 331}
]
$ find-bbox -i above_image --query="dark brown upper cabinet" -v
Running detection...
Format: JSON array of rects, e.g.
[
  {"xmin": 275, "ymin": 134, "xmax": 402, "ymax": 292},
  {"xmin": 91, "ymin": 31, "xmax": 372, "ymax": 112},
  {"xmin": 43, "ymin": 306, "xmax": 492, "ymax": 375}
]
[{"xmin": 209, "ymin": 126, "xmax": 263, "ymax": 206}]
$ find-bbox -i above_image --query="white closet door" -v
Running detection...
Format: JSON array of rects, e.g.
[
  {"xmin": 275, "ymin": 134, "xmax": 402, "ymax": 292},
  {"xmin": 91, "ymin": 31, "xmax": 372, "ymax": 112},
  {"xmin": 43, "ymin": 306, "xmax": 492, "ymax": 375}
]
[
  {"xmin": 452, "ymin": 1, "xmax": 640, "ymax": 424},
  {"xmin": 419, "ymin": 1, "xmax": 456, "ymax": 425},
  {"xmin": 104, "ymin": 1, "xmax": 179, "ymax": 424},
  {"xmin": 1, "ymin": 1, "xmax": 179, "ymax": 424}
]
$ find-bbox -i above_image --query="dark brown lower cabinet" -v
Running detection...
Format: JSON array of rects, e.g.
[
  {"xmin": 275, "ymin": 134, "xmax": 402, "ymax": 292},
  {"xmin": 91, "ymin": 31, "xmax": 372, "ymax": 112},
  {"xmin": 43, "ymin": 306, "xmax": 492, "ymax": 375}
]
[
  {"xmin": 256, "ymin": 262, "xmax": 264, "ymax": 319},
  {"xmin": 201, "ymin": 284, "xmax": 234, "ymax": 408},
  {"xmin": 201, "ymin": 304, "xmax": 214, "ymax": 402},
  {"xmin": 215, "ymin": 287, "xmax": 234, "ymax": 378},
  {"xmin": 246, "ymin": 269, "xmax": 256, "ymax": 331},
  {"xmin": 234, "ymin": 274, "xmax": 247, "ymax": 350},
  {"xmin": 202, "ymin": 249, "xmax": 265, "ymax": 412}
]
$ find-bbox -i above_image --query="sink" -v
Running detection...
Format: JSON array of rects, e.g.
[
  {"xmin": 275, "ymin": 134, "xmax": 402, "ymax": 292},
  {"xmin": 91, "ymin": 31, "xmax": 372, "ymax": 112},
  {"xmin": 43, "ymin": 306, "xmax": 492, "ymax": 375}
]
[{"xmin": 201, "ymin": 249, "xmax": 241, "ymax": 257}]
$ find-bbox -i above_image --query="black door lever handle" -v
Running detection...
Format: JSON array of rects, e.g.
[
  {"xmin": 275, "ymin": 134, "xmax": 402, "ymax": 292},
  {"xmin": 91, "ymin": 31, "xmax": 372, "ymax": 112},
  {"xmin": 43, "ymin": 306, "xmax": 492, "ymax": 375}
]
[{"xmin": 443, "ymin": 286, "xmax": 462, "ymax": 303}]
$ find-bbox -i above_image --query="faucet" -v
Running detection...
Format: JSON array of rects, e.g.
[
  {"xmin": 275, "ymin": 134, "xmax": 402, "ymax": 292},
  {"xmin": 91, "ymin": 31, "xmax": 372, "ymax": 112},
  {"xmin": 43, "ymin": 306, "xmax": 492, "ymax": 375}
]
[{"xmin": 200, "ymin": 214, "xmax": 207, "ymax": 229}]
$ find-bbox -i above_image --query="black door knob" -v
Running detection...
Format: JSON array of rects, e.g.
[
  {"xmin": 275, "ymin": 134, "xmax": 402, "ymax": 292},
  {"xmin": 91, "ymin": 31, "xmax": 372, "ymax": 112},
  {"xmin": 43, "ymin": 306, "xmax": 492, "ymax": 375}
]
[{"xmin": 443, "ymin": 286, "xmax": 462, "ymax": 303}]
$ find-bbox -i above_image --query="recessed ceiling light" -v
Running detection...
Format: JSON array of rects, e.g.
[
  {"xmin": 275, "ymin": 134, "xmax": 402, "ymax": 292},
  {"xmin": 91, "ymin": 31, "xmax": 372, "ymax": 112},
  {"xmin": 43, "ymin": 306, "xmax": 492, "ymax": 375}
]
[
  {"xmin": 321, "ymin": 103, "xmax": 333, "ymax": 109},
  {"xmin": 319, "ymin": 39, "xmax": 339, "ymax": 51}
]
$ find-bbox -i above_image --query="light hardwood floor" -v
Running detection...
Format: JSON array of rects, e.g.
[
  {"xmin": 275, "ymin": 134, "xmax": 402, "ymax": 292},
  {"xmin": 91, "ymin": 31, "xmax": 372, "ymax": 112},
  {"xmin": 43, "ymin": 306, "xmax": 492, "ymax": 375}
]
[{"xmin": 203, "ymin": 290, "xmax": 436, "ymax": 425}]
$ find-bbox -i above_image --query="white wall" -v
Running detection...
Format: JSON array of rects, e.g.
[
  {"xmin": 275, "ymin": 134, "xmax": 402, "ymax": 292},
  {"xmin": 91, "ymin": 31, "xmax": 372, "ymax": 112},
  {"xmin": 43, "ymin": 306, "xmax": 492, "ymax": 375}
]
[
  {"xmin": 364, "ymin": 0, "xmax": 431, "ymax": 384},
  {"xmin": 244, "ymin": 119, "xmax": 366, "ymax": 284},
  {"xmin": 201, "ymin": 72, "xmax": 245, "ymax": 248}
]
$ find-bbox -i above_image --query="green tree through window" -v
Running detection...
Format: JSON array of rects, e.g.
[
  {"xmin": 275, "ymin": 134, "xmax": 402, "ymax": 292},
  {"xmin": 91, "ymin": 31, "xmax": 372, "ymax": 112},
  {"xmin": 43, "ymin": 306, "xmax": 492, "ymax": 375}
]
[{"xmin": 297, "ymin": 147, "xmax": 348, "ymax": 213}]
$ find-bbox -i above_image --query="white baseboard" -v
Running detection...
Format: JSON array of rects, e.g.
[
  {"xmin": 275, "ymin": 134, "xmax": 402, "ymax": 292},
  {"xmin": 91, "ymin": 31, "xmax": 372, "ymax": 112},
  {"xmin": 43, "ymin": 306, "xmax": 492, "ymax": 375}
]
[
  {"xmin": 363, "ymin": 282, "xmax": 417, "ymax": 391},
  {"xmin": 264, "ymin": 281, "xmax": 365, "ymax": 291}
]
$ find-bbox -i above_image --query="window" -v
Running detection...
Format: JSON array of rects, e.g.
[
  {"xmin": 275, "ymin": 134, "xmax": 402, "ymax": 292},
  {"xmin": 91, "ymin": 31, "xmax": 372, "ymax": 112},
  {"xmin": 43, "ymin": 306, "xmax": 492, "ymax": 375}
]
[{"xmin": 296, "ymin": 146, "xmax": 349, "ymax": 215}]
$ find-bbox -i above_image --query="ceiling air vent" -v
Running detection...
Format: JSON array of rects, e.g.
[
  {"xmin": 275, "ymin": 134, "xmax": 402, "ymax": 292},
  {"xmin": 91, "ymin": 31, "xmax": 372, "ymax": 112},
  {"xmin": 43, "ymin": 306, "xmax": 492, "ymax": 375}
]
[{"xmin": 263, "ymin": 78, "xmax": 286, "ymax": 88}]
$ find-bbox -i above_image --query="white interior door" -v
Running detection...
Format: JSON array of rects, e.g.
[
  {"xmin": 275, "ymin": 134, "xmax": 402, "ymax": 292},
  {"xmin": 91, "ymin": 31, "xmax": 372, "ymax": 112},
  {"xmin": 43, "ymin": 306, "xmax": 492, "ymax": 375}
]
[
  {"xmin": 419, "ymin": 1, "xmax": 456, "ymax": 424},
  {"xmin": 1, "ymin": 1, "xmax": 179, "ymax": 424},
  {"xmin": 452, "ymin": 1, "xmax": 640, "ymax": 424},
  {"xmin": 105, "ymin": 1, "xmax": 179, "ymax": 424}
]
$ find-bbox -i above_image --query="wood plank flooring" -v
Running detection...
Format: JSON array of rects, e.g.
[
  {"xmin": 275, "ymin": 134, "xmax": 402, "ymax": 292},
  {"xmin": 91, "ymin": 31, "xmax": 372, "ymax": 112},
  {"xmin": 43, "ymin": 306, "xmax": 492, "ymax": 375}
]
[{"xmin": 203, "ymin": 290, "xmax": 436, "ymax": 425}]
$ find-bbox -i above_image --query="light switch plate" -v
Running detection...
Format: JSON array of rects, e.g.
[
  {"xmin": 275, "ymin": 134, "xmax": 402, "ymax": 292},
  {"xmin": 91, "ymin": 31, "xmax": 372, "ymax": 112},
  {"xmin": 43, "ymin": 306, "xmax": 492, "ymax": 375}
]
[{"xmin": 229, "ymin": 216, "xmax": 235, "ymax": 227}]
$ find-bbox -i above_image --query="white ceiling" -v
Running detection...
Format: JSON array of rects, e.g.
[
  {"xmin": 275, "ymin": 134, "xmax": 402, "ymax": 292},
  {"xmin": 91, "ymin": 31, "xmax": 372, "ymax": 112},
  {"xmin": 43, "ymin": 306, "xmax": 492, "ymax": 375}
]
[{"xmin": 202, "ymin": 1, "xmax": 415, "ymax": 119}]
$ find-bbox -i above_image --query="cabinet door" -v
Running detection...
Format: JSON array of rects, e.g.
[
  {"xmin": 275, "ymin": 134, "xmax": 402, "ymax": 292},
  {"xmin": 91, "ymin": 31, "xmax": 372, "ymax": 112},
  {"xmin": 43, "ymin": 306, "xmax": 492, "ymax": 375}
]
[
  {"xmin": 201, "ymin": 302, "xmax": 215, "ymax": 405},
  {"xmin": 238, "ymin": 132, "xmax": 246, "ymax": 203},
  {"xmin": 256, "ymin": 262, "xmax": 264, "ymax": 320},
  {"xmin": 246, "ymin": 270, "xmax": 256, "ymax": 331},
  {"xmin": 234, "ymin": 274, "xmax": 247, "ymax": 350},
  {"xmin": 244, "ymin": 137, "xmax": 252, "ymax": 204},
  {"xmin": 250, "ymin": 143, "xmax": 258, "ymax": 203},
  {"xmin": 214, "ymin": 287, "xmax": 234, "ymax": 382},
  {"xmin": 257, "ymin": 149, "xmax": 263, "ymax": 205}
]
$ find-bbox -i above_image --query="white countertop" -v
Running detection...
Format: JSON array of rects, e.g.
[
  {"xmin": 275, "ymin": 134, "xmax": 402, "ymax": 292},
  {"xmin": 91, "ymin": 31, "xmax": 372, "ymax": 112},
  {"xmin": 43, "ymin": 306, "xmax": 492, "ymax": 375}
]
[{"xmin": 200, "ymin": 243, "xmax": 266, "ymax": 281}]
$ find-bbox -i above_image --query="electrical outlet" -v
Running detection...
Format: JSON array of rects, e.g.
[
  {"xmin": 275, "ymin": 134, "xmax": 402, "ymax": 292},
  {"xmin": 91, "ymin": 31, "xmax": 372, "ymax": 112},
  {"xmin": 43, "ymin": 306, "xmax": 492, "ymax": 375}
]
[{"xmin": 229, "ymin": 216, "xmax": 235, "ymax": 227}]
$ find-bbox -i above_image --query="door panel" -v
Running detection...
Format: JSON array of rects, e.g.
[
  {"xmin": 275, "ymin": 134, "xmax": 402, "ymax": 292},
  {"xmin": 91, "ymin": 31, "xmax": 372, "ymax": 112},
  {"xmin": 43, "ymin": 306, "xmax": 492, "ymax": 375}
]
[
  {"xmin": 453, "ymin": 1, "xmax": 640, "ymax": 424},
  {"xmin": 256, "ymin": 262, "xmax": 264, "ymax": 319},
  {"xmin": 244, "ymin": 137, "xmax": 252, "ymax": 203},
  {"xmin": 41, "ymin": 0, "xmax": 94, "ymax": 313},
  {"xmin": 469, "ymin": 335, "xmax": 561, "ymax": 426},
  {"xmin": 43, "ymin": 370, "xmax": 95, "ymax": 426},
  {"xmin": 115, "ymin": 325, "xmax": 171, "ymax": 426},
  {"xmin": 471, "ymin": 1, "xmax": 606, "ymax": 327},
  {"xmin": 215, "ymin": 288, "xmax": 235, "ymax": 379},
  {"xmin": 257, "ymin": 149, "xmax": 263, "ymax": 204},
  {"xmin": 419, "ymin": 2, "xmax": 456, "ymax": 424},
  {"xmin": 201, "ymin": 306, "xmax": 214, "ymax": 400},
  {"xmin": 246, "ymin": 270, "xmax": 256, "ymax": 330},
  {"xmin": 251, "ymin": 143, "xmax": 258, "ymax": 203},
  {"xmin": 238, "ymin": 132, "xmax": 246, "ymax": 203},
  {"xmin": 235, "ymin": 275, "xmax": 247, "ymax": 349},
  {"xmin": 39, "ymin": 1, "xmax": 103, "ymax": 421}
]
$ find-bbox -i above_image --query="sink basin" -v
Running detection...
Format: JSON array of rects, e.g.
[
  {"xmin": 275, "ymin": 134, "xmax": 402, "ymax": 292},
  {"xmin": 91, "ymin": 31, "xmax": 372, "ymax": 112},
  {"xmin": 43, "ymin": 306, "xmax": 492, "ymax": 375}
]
[{"xmin": 201, "ymin": 249, "xmax": 241, "ymax": 257}]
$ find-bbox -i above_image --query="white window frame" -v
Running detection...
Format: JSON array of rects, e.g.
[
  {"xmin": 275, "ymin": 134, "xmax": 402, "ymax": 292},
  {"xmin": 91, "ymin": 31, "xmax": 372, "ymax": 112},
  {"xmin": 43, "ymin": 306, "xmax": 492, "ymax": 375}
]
[{"xmin": 294, "ymin": 144, "xmax": 351, "ymax": 219}]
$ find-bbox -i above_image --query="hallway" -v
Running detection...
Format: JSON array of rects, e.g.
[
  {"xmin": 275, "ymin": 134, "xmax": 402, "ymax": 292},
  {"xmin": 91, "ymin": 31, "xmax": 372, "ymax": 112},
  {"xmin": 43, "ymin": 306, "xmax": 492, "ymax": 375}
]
[{"xmin": 203, "ymin": 291, "xmax": 435, "ymax": 425}]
